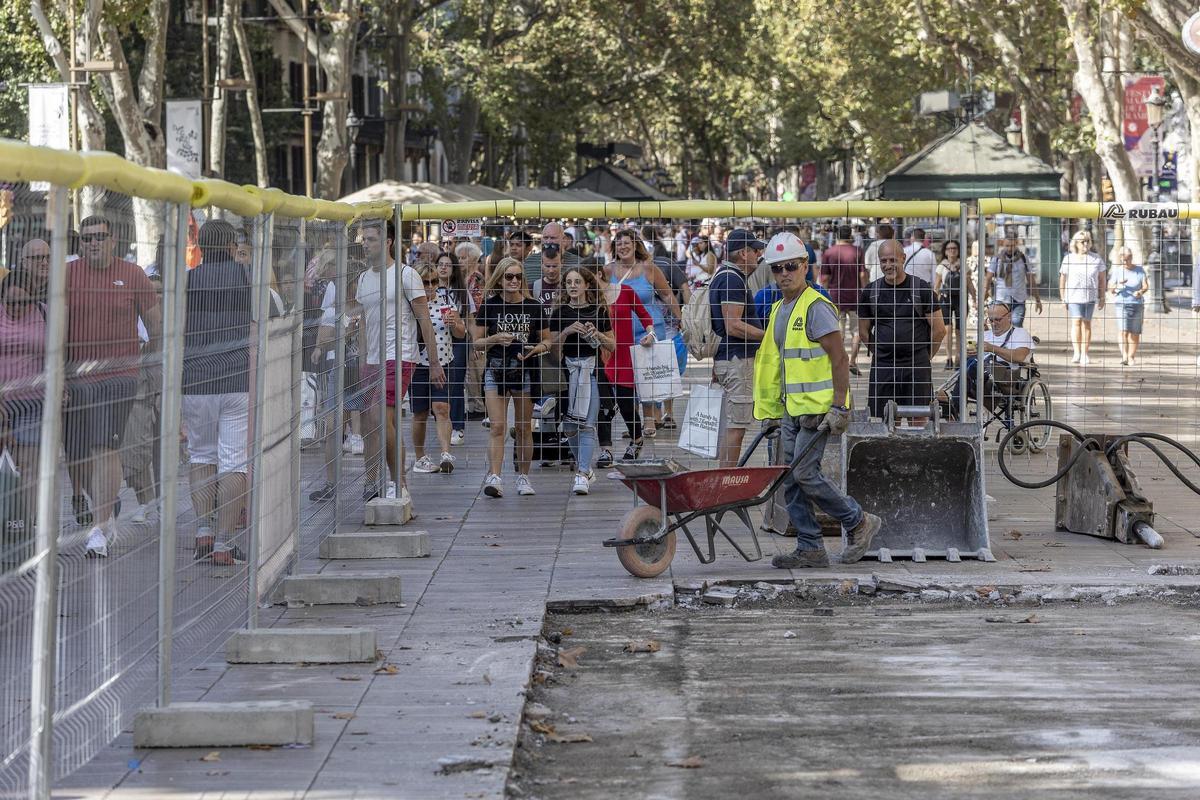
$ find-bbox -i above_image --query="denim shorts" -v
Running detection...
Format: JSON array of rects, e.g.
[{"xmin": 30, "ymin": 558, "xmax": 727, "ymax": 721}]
[
  {"xmin": 483, "ymin": 365, "xmax": 531, "ymax": 396},
  {"xmin": 1118, "ymin": 303, "xmax": 1144, "ymax": 334},
  {"xmin": 410, "ymin": 364, "xmax": 449, "ymax": 412},
  {"xmin": 1067, "ymin": 302, "xmax": 1095, "ymax": 321}
]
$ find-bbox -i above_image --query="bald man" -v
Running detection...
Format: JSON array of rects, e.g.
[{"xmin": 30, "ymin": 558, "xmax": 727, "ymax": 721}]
[
  {"xmin": 523, "ymin": 221, "xmax": 580, "ymax": 284},
  {"xmin": 858, "ymin": 238, "xmax": 945, "ymax": 421},
  {"xmin": 18, "ymin": 238, "xmax": 51, "ymax": 296}
]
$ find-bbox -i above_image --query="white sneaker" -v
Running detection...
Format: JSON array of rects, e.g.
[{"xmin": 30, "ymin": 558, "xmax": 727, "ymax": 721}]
[
  {"xmin": 413, "ymin": 455, "xmax": 439, "ymax": 473},
  {"xmin": 1127, "ymin": 357, "xmax": 1136, "ymax": 367},
  {"xmin": 131, "ymin": 504, "xmax": 148, "ymax": 524},
  {"xmin": 484, "ymin": 474, "xmax": 504, "ymax": 498},
  {"xmin": 516, "ymin": 475, "xmax": 536, "ymax": 496},
  {"xmin": 439, "ymin": 452, "xmax": 456, "ymax": 473},
  {"xmin": 572, "ymin": 473, "xmax": 592, "ymax": 495},
  {"xmin": 1071, "ymin": 353, "xmax": 1081, "ymax": 364},
  {"xmin": 343, "ymin": 434, "xmax": 364, "ymax": 455},
  {"xmin": 84, "ymin": 526, "xmax": 108, "ymax": 558},
  {"xmin": 481, "ymin": 417, "xmax": 491, "ymax": 429},
  {"xmin": 1079, "ymin": 353, "xmax": 1090, "ymax": 366},
  {"xmin": 451, "ymin": 430, "xmax": 465, "ymax": 446}
]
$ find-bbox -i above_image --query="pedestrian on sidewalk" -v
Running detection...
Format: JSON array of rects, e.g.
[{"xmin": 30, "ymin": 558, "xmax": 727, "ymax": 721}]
[
  {"xmin": 474, "ymin": 257, "xmax": 551, "ymax": 498},
  {"xmin": 1059, "ymin": 229, "xmax": 1107, "ymax": 367},
  {"xmin": 986, "ymin": 229, "xmax": 1041, "ymax": 328},
  {"xmin": 441, "ymin": 248, "xmax": 474, "ymax": 444},
  {"xmin": 550, "ymin": 266, "xmax": 614, "ymax": 494},
  {"xmin": 753, "ymin": 232, "xmax": 881, "ymax": 568},
  {"xmin": 1109, "ymin": 246, "xmax": 1146, "ymax": 366},
  {"xmin": 858, "ymin": 239, "xmax": 945, "ymax": 424},
  {"xmin": 181, "ymin": 220, "xmax": 252, "ymax": 565},
  {"xmin": 819, "ymin": 224, "xmax": 867, "ymax": 375},
  {"xmin": 934, "ymin": 239, "xmax": 974, "ymax": 370},
  {"xmin": 410, "ymin": 262, "xmax": 464, "ymax": 475},
  {"xmin": 902, "ymin": 227, "xmax": 938, "ymax": 286},
  {"xmin": 598, "ymin": 253, "xmax": 656, "ymax": 467}
]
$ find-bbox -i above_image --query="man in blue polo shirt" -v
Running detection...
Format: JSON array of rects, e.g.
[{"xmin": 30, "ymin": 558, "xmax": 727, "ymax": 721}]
[{"xmin": 709, "ymin": 228, "xmax": 766, "ymax": 466}]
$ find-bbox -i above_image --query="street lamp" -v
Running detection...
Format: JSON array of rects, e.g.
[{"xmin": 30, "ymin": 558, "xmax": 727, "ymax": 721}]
[
  {"xmin": 346, "ymin": 110, "xmax": 364, "ymax": 193},
  {"xmin": 1005, "ymin": 118, "xmax": 1023, "ymax": 149},
  {"xmin": 1145, "ymin": 85, "xmax": 1168, "ymax": 311}
]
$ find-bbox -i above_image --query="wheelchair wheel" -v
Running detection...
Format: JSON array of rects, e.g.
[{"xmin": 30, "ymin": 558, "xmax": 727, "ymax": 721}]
[{"xmin": 1022, "ymin": 380, "xmax": 1053, "ymax": 453}]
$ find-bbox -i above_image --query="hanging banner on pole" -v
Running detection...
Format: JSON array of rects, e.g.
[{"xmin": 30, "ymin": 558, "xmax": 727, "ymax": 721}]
[
  {"xmin": 166, "ymin": 99, "xmax": 203, "ymax": 178},
  {"xmin": 28, "ymin": 84, "xmax": 69, "ymax": 192},
  {"xmin": 1122, "ymin": 74, "xmax": 1166, "ymax": 180}
]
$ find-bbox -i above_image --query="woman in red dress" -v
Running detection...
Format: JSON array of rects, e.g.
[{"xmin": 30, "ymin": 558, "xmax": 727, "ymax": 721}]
[{"xmin": 596, "ymin": 276, "xmax": 655, "ymax": 466}]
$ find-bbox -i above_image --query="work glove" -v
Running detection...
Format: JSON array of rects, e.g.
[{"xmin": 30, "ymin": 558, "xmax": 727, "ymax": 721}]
[{"xmin": 817, "ymin": 406, "xmax": 850, "ymax": 436}]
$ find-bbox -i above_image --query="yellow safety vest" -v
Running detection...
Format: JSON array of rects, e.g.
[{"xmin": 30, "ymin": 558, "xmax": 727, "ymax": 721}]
[{"xmin": 753, "ymin": 287, "xmax": 837, "ymax": 419}]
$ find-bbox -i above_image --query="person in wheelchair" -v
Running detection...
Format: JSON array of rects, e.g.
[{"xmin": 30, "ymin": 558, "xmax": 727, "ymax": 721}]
[{"xmin": 937, "ymin": 302, "xmax": 1034, "ymax": 419}]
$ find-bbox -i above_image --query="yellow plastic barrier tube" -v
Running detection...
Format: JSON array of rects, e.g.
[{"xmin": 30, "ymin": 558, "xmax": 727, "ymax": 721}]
[
  {"xmin": 0, "ymin": 139, "xmax": 87, "ymax": 187},
  {"xmin": 980, "ymin": 197, "xmax": 1200, "ymax": 220},
  {"xmin": 399, "ymin": 199, "xmax": 960, "ymax": 221},
  {"xmin": 243, "ymin": 186, "xmax": 288, "ymax": 214},
  {"xmin": 353, "ymin": 201, "xmax": 394, "ymax": 221},
  {"xmin": 77, "ymin": 151, "xmax": 195, "ymax": 204},
  {"xmin": 311, "ymin": 198, "xmax": 358, "ymax": 223},
  {"xmin": 192, "ymin": 179, "xmax": 264, "ymax": 217}
]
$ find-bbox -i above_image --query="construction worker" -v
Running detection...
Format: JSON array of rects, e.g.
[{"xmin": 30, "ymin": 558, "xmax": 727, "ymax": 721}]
[{"xmin": 753, "ymin": 232, "xmax": 882, "ymax": 568}]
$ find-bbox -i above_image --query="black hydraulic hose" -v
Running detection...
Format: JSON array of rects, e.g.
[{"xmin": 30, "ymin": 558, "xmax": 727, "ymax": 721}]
[{"xmin": 998, "ymin": 420, "xmax": 1200, "ymax": 496}]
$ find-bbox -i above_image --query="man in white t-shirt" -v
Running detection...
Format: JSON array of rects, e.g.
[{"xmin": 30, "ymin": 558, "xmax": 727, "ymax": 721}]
[
  {"xmin": 939, "ymin": 301, "xmax": 1034, "ymax": 415},
  {"xmin": 355, "ymin": 220, "xmax": 444, "ymax": 499},
  {"xmin": 864, "ymin": 222, "xmax": 895, "ymax": 283},
  {"xmin": 902, "ymin": 227, "xmax": 937, "ymax": 285}
]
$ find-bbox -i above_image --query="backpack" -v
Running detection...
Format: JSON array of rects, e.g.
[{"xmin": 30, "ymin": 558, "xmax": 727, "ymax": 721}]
[{"xmin": 681, "ymin": 263, "xmax": 735, "ymax": 360}]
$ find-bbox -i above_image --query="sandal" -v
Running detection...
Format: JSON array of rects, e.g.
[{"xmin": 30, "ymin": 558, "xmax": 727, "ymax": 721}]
[{"xmin": 661, "ymin": 415, "xmax": 677, "ymax": 430}]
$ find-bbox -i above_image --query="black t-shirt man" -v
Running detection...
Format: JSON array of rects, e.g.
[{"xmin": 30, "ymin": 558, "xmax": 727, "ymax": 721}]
[
  {"xmin": 549, "ymin": 303, "xmax": 612, "ymax": 359},
  {"xmin": 858, "ymin": 274, "xmax": 938, "ymax": 417}
]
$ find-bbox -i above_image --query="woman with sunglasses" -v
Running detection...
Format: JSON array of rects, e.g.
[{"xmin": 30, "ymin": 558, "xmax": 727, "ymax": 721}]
[
  {"xmin": 437, "ymin": 249, "xmax": 472, "ymax": 444},
  {"xmin": 473, "ymin": 257, "xmax": 551, "ymax": 498},
  {"xmin": 604, "ymin": 229, "xmax": 681, "ymax": 438},
  {"xmin": 0, "ymin": 270, "xmax": 47, "ymax": 564}
]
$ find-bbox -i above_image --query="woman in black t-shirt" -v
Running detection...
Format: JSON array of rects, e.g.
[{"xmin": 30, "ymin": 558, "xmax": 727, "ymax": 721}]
[
  {"xmin": 472, "ymin": 256, "xmax": 551, "ymax": 499},
  {"xmin": 550, "ymin": 267, "xmax": 614, "ymax": 495}
]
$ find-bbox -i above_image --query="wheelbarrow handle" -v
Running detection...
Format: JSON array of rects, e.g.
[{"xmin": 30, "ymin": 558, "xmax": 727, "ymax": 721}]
[{"xmin": 737, "ymin": 422, "xmax": 782, "ymax": 467}]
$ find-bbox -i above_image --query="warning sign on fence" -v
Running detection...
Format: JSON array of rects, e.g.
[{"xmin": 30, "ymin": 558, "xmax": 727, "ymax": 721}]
[{"xmin": 440, "ymin": 218, "xmax": 482, "ymax": 238}]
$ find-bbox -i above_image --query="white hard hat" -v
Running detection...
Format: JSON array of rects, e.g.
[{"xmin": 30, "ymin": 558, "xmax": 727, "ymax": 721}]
[{"xmin": 762, "ymin": 232, "xmax": 808, "ymax": 265}]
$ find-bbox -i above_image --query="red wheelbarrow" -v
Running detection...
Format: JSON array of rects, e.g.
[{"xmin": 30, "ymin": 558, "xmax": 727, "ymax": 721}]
[{"xmin": 603, "ymin": 425, "xmax": 791, "ymax": 577}]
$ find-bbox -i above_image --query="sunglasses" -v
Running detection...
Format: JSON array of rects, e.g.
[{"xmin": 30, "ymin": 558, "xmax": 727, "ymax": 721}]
[
  {"xmin": 80, "ymin": 232, "xmax": 110, "ymax": 243},
  {"xmin": 22, "ymin": 254, "xmax": 49, "ymax": 262},
  {"xmin": 770, "ymin": 261, "xmax": 807, "ymax": 274},
  {"xmin": 502, "ymin": 273, "xmax": 523, "ymax": 281},
  {"xmin": 422, "ymin": 280, "xmax": 437, "ymax": 287}
]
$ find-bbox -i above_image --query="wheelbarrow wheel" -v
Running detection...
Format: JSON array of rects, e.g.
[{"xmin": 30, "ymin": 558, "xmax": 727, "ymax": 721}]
[{"xmin": 615, "ymin": 505, "xmax": 676, "ymax": 579}]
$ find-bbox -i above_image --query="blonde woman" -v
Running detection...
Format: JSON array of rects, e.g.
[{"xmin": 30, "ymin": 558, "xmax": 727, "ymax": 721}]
[
  {"xmin": 1108, "ymin": 246, "xmax": 1147, "ymax": 366},
  {"xmin": 1059, "ymin": 230, "xmax": 1107, "ymax": 365},
  {"xmin": 472, "ymin": 257, "xmax": 551, "ymax": 498}
]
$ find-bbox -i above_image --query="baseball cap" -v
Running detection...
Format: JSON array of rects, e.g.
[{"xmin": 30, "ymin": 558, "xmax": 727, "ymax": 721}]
[{"xmin": 725, "ymin": 228, "xmax": 766, "ymax": 255}]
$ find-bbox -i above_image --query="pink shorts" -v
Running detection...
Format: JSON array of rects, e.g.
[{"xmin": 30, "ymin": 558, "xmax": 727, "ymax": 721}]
[{"xmin": 362, "ymin": 360, "xmax": 413, "ymax": 408}]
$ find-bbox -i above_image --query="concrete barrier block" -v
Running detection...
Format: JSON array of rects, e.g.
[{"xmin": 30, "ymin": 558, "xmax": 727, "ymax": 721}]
[
  {"xmin": 226, "ymin": 628, "xmax": 377, "ymax": 664},
  {"xmin": 282, "ymin": 573, "xmax": 402, "ymax": 606},
  {"xmin": 365, "ymin": 497, "xmax": 412, "ymax": 526},
  {"xmin": 319, "ymin": 531, "xmax": 430, "ymax": 559},
  {"xmin": 133, "ymin": 701, "xmax": 313, "ymax": 748}
]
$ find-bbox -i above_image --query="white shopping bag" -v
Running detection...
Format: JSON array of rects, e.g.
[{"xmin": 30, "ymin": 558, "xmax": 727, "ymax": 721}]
[
  {"xmin": 677, "ymin": 384, "xmax": 724, "ymax": 459},
  {"xmin": 631, "ymin": 341, "xmax": 683, "ymax": 402},
  {"xmin": 300, "ymin": 371, "xmax": 318, "ymax": 442}
]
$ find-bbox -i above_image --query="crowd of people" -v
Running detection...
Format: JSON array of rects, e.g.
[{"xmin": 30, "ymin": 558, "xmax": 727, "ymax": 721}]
[{"xmin": 1, "ymin": 209, "xmax": 1195, "ymax": 570}]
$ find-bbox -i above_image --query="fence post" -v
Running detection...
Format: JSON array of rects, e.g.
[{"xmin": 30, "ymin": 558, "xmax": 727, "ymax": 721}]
[
  {"xmin": 155, "ymin": 202, "xmax": 190, "ymax": 708},
  {"xmin": 392, "ymin": 205, "xmax": 405, "ymax": 507},
  {"xmin": 292, "ymin": 219, "xmax": 306, "ymax": 568},
  {"xmin": 247, "ymin": 212, "xmax": 273, "ymax": 628},
  {"xmin": 958, "ymin": 203, "xmax": 969, "ymax": 423},
  {"xmin": 27, "ymin": 184, "xmax": 69, "ymax": 800},
  {"xmin": 976, "ymin": 210, "xmax": 988, "ymax": 444},
  {"xmin": 333, "ymin": 224, "xmax": 347, "ymax": 530},
  {"xmin": 376, "ymin": 221, "xmax": 387, "ymax": 496}
]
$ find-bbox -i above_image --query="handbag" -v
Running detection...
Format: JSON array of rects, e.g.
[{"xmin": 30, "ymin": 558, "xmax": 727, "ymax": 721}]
[
  {"xmin": 631, "ymin": 340, "xmax": 683, "ymax": 402},
  {"xmin": 677, "ymin": 384, "xmax": 724, "ymax": 459}
]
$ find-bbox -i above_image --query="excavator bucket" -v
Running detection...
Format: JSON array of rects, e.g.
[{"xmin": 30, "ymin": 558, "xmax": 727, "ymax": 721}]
[{"xmin": 841, "ymin": 404, "xmax": 993, "ymax": 562}]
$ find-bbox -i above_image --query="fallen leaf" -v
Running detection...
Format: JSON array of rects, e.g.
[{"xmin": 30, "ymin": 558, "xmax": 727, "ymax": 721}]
[
  {"xmin": 1004, "ymin": 530, "xmax": 1023, "ymax": 540},
  {"xmin": 373, "ymin": 664, "xmax": 399, "ymax": 675},
  {"xmin": 547, "ymin": 731, "xmax": 593, "ymax": 743},
  {"xmin": 336, "ymin": 676, "xmax": 362, "ymax": 682},
  {"xmin": 561, "ymin": 627, "xmax": 574, "ymax": 637},
  {"xmin": 482, "ymin": 673, "xmax": 492, "ymax": 685},
  {"xmin": 247, "ymin": 744, "xmax": 274, "ymax": 751},
  {"xmin": 1042, "ymin": 541, "xmax": 1066, "ymax": 547},
  {"xmin": 200, "ymin": 751, "xmax": 221, "ymax": 763},
  {"xmin": 529, "ymin": 719, "xmax": 556, "ymax": 735},
  {"xmin": 469, "ymin": 711, "xmax": 487, "ymax": 719},
  {"xmin": 488, "ymin": 543, "xmax": 502, "ymax": 548},
  {"xmin": 623, "ymin": 640, "xmax": 661, "ymax": 654},
  {"xmin": 332, "ymin": 712, "xmax": 356, "ymax": 720},
  {"xmin": 558, "ymin": 646, "xmax": 585, "ymax": 669},
  {"xmin": 1019, "ymin": 613, "xmax": 1041, "ymax": 624},
  {"xmin": 666, "ymin": 756, "xmax": 704, "ymax": 769},
  {"xmin": 531, "ymin": 671, "xmax": 549, "ymax": 685},
  {"xmin": 975, "ymin": 585, "xmax": 997, "ymax": 597}
]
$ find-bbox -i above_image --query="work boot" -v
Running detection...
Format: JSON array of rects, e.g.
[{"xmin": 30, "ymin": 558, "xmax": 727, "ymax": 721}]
[
  {"xmin": 771, "ymin": 548, "xmax": 830, "ymax": 569},
  {"xmin": 840, "ymin": 512, "xmax": 882, "ymax": 564}
]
